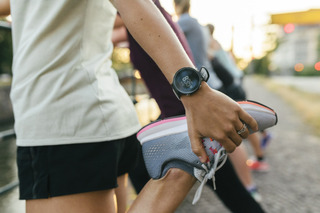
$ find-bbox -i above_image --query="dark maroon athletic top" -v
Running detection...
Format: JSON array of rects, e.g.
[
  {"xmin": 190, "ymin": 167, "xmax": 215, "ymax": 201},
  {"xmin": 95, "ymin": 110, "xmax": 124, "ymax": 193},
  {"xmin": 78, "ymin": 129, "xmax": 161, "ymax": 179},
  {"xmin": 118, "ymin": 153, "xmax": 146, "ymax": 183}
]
[{"xmin": 127, "ymin": 0, "xmax": 195, "ymax": 118}]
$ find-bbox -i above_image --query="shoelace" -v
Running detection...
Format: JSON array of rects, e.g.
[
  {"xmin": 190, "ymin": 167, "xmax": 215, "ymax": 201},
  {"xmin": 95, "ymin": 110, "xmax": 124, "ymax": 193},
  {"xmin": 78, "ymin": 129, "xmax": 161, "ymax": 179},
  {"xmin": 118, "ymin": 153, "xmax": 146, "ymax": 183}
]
[{"xmin": 192, "ymin": 148, "xmax": 228, "ymax": 205}]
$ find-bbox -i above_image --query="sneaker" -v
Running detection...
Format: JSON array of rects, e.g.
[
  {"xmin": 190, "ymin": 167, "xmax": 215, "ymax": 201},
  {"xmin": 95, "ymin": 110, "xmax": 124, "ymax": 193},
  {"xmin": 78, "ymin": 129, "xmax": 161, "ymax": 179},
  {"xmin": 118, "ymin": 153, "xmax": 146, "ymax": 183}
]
[
  {"xmin": 137, "ymin": 100, "xmax": 277, "ymax": 204},
  {"xmin": 246, "ymin": 158, "xmax": 270, "ymax": 172},
  {"xmin": 247, "ymin": 186, "xmax": 263, "ymax": 203},
  {"xmin": 237, "ymin": 100, "xmax": 278, "ymax": 133},
  {"xmin": 261, "ymin": 131, "xmax": 272, "ymax": 150},
  {"xmin": 137, "ymin": 116, "xmax": 227, "ymax": 205}
]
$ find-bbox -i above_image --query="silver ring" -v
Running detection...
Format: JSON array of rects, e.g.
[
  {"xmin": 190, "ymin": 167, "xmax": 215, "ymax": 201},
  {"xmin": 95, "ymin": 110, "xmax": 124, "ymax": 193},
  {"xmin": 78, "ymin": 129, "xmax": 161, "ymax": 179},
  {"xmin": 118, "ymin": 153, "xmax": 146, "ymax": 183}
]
[{"xmin": 237, "ymin": 123, "xmax": 247, "ymax": 135}]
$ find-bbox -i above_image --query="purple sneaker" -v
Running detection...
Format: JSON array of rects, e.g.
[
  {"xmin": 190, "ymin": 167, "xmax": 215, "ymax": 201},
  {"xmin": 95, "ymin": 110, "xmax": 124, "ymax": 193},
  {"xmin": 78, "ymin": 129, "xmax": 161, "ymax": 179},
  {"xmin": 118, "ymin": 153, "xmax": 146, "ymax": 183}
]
[{"xmin": 261, "ymin": 131, "xmax": 272, "ymax": 150}]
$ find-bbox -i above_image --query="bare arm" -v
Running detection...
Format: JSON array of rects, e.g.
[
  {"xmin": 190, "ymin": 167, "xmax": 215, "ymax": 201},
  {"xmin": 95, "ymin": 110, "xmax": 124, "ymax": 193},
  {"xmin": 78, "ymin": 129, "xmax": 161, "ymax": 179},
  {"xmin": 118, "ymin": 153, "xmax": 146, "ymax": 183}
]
[
  {"xmin": 111, "ymin": 0, "xmax": 258, "ymax": 162},
  {"xmin": 0, "ymin": 0, "xmax": 10, "ymax": 16},
  {"xmin": 112, "ymin": 0, "xmax": 192, "ymax": 82}
]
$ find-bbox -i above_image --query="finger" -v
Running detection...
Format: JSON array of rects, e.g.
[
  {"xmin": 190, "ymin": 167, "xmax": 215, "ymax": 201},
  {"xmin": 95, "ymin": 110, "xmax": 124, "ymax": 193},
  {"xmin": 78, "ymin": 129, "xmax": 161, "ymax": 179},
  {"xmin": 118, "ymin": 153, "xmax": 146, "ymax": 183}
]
[
  {"xmin": 238, "ymin": 109, "xmax": 259, "ymax": 132},
  {"xmin": 227, "ymin": 123, "xmax": 243, "ymax": 146},
  {"xmin": 236, "ymin": 122, "xmax": 249, "ymax": 139},
  {"xmin": 189, "ymin": 135, "xmax": 209, "ymax": 163},
  {"xmin": 228, "ymin": 132, "xmax": 243, "ymax": 147},
  {"xmin": 220, "ymin": 137, "xmax": 237, "ymax": 153},
  {"xmin": 239, "ymin": 129, "xmax": 249, "ymax": 139}
]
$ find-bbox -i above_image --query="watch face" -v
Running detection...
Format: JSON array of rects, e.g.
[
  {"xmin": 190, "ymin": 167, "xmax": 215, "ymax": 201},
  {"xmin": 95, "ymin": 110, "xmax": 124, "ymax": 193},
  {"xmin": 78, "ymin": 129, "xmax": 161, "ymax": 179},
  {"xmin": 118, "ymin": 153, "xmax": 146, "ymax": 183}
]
[{"xmin": 173, "ymin": 68, "xmax": 201, "ymax": 95}]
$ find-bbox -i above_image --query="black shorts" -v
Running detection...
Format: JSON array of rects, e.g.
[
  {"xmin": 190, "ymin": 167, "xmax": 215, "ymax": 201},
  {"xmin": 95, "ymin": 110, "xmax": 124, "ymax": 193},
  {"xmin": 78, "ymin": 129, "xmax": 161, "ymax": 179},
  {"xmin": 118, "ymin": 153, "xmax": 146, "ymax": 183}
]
[{"xmin": 17, "ymin": 134, "xmax": 140, "ymax": 200}]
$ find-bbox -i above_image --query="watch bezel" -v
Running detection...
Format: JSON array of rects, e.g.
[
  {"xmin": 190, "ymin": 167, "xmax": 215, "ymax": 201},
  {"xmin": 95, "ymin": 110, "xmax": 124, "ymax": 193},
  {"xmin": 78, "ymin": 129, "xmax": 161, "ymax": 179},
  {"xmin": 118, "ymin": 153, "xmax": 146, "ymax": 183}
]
[{"xmin": 172, "ymin": 67, "xmax": 203, "ymax": 99}]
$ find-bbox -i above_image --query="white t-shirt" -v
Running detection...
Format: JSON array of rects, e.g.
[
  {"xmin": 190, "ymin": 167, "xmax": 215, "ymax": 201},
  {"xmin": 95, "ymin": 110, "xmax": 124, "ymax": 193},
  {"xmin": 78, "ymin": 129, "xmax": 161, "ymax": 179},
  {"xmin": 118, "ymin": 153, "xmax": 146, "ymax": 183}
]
[{"xmin": 10, "ymin": 0, "xmax": 141, "ymax": 146}]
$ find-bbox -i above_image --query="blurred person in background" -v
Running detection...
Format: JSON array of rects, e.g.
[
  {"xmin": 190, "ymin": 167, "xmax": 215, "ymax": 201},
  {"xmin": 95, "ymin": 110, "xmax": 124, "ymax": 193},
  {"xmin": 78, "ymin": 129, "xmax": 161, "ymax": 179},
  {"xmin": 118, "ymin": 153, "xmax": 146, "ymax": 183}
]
[{"xmin": 206, "ymin": 23, "xmax": 271, "ymax": 173}]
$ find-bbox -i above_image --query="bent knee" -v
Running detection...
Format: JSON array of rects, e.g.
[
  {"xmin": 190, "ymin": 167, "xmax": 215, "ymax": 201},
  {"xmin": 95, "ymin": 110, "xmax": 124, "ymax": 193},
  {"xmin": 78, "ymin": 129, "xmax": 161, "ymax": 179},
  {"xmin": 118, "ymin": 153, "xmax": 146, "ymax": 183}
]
[{"xmin": 162, "ymin": 168, "xmax": 195, "ymax": 183}]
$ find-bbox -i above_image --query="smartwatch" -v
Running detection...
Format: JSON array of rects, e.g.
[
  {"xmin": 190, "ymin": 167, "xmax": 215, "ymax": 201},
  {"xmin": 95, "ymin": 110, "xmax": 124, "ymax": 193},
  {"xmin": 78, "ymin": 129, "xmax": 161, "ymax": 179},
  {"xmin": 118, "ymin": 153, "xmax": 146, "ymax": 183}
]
[{"xmin": 171, "ymin": 67, "xmax": 209, "ymax": 100}]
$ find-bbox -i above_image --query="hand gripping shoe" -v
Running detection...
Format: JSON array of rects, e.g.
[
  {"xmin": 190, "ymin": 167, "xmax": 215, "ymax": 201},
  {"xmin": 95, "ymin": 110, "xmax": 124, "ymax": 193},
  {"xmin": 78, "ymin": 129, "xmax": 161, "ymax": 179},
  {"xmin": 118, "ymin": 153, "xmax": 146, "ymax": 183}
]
[
  {"xmin": 238, "ymin": 100, "xmax": 278, "ymax": 132},
  {"xmin": 136, "ymin": 100, "xmax": 277, "ymax": 204}
]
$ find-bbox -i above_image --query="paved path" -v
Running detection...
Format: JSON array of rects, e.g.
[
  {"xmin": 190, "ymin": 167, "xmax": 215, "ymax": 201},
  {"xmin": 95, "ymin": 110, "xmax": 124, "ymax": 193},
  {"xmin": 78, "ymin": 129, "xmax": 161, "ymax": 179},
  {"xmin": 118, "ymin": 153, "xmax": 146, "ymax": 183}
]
[{"xmin": 176, "ymin": 76, "xmax": 320, "ymax": 213}]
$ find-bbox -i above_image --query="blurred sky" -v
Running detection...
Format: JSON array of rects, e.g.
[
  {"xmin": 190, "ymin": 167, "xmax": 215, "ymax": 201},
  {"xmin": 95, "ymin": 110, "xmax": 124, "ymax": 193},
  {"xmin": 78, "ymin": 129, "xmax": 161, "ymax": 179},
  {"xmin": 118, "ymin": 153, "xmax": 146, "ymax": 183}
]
[{"xmin": 161, "ymin": 0, "xmax": 320, "ymax": 59}]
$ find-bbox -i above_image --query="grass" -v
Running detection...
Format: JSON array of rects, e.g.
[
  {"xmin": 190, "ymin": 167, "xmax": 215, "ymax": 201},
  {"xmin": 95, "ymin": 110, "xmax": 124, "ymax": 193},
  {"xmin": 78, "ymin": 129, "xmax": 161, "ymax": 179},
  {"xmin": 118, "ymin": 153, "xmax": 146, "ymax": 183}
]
[{"xmin": 255, "ymin": 76, "xmax": 320, "ymax": 137}]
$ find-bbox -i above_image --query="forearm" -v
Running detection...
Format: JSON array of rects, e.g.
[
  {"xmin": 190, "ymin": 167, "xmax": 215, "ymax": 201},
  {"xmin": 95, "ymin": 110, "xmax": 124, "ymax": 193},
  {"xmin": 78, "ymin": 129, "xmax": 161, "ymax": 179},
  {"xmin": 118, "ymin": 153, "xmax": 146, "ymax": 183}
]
[
  {"xmin": 0, "ymin": 0, "xmax": 10, "ymax": 16},
  {"xmin": 112, "ymin": 0, "xmax": 194, "ymax": 83}
]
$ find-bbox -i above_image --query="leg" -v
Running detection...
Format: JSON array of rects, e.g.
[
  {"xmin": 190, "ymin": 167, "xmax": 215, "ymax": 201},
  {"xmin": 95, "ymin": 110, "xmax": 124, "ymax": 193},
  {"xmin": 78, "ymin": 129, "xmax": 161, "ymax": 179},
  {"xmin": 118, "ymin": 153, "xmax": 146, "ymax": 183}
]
[
  {"xmin": 248, "ymin": 133, "xmax": 264, "ymax": 159},
  {"xmin": 228, "ymin": 144, "xmax": 263, "ymax": 202},
  {"xmin": 228, "ymin": 143, "xmax": 253, "ymax": 187},
  {"xmin": 128, "ymin": 168, "xmax": 196, "ymax": 213},
  {"xmin": 115, "ymin": 173, "xmax": 129, "ymax": 213},
  {"xmin": 26, "ymin": 190, "xmax": 116, "ymax": 213},
  {"xmin": 247, "ymin": 133, "xmax": 270, "ymax": 172},
  {"xmin": 207, "ymin": 159, "xmax": 265, "ymax": 213},
  {"xmin": 260, "ymin": 130, "xmax": 272, "ymax": 149}
]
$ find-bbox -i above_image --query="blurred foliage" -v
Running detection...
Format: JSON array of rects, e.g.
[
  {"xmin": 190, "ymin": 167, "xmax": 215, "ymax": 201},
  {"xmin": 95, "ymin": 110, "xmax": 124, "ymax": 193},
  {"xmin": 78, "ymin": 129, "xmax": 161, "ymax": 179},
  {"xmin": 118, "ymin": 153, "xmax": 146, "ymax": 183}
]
[
  {"xmin": 0, "ymin": 22, "xmax": 13, "ymax": 76},
  {"xmin": 247, "ymin": 55, "xmax": 271, "ymax": 76},
  {"xmin": 244, "ymin": 27, "xmax": 279, "ymax": 76},
  {"xmin": 111, "ymin": 47, "xmax": 133, "ymax": 75}
]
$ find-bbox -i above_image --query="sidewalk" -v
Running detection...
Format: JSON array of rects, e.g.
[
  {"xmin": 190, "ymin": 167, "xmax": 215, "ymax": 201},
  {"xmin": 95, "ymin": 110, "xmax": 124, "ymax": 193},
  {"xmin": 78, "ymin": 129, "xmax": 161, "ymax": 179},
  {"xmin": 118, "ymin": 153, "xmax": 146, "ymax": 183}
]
[{"xmin": 175, "ymin": 76, "xmax": 320, "ymax": 213}]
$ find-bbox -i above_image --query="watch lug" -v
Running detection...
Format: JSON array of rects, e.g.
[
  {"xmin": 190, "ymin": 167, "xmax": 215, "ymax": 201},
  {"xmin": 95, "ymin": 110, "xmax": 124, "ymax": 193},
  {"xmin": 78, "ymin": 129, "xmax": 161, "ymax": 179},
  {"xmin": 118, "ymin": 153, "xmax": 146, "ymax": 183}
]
[{"xmin": 199, "ymin": 66, "xmax": 210, "ymax": 82}]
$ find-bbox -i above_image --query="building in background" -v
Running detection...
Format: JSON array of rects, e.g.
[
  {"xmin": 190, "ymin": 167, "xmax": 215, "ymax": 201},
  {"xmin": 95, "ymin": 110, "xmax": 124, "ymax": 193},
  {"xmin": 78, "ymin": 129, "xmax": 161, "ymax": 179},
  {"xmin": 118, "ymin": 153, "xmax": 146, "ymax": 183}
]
[{"xmin": 270, "ymin": 9, "xmax": 320, "ymax": 75}]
